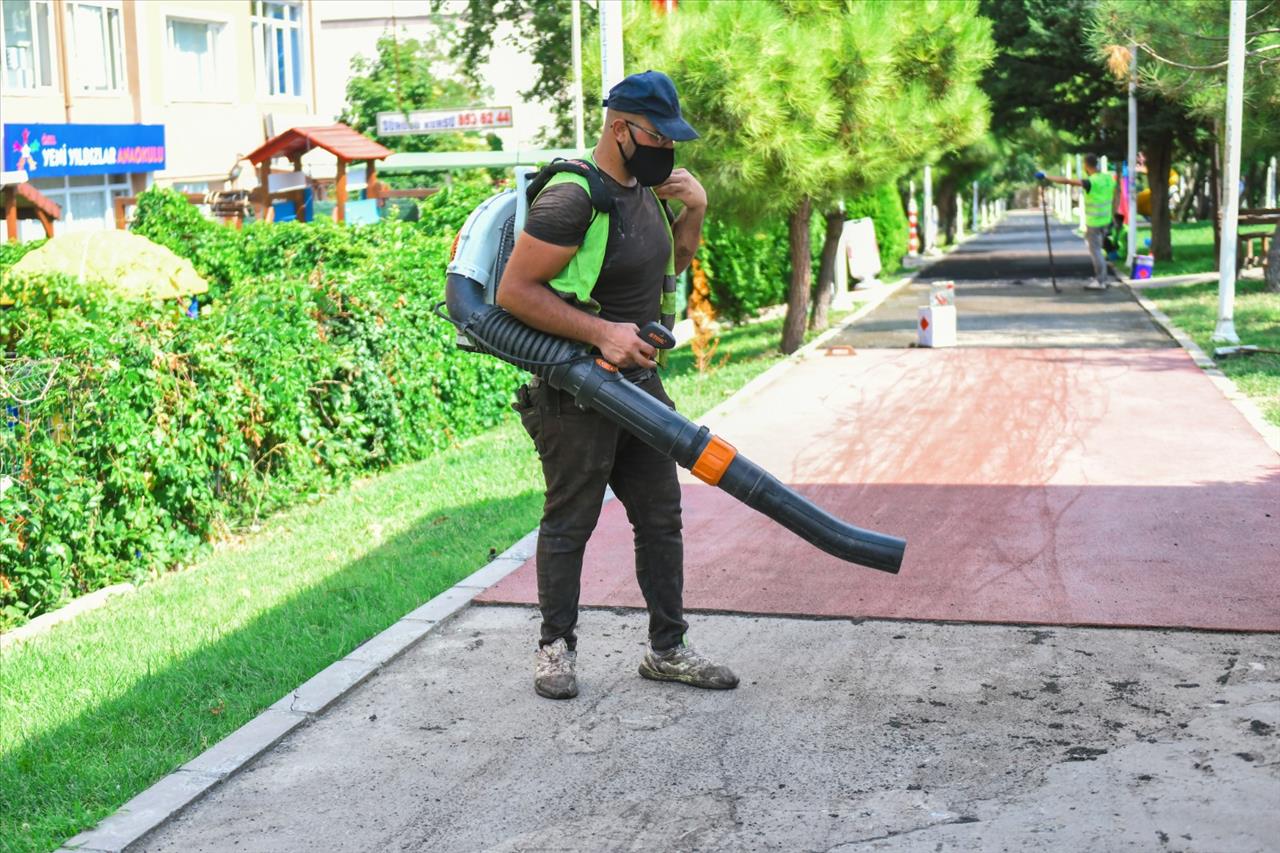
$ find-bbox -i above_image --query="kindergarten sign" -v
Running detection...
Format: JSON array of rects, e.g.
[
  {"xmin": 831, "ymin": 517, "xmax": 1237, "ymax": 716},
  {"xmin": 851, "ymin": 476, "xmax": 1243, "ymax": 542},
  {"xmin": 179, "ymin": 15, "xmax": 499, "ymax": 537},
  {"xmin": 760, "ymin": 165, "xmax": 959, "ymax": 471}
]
[
  {"xmin": 3, "ymin": 123, "xmax": 166, "ymax": 178},
  {"xmin": 376, "ymin": 107, "xmax": 513, "ymax": 136}
]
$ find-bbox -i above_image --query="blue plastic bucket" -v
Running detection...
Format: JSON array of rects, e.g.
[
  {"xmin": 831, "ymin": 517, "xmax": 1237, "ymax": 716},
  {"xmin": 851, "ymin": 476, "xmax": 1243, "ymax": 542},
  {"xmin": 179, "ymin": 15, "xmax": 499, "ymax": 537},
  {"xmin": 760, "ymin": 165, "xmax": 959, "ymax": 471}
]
[{"xmin": 1132, "ymin": 254, "xmax": 1155, "ymax": 280}]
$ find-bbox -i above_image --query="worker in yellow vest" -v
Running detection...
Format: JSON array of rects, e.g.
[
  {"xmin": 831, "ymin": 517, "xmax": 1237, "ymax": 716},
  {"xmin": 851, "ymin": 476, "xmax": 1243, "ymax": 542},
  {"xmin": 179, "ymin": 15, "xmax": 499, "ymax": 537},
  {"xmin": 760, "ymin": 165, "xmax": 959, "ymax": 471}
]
[{"xmin": 1037, "ymin": 154, "xmax": 1119, "ymax": 290}]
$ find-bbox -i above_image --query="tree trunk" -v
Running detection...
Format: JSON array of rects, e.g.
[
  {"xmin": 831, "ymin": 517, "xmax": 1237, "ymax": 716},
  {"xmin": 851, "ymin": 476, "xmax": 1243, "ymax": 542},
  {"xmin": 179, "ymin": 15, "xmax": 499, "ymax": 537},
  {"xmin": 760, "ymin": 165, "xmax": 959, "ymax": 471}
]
[
  {"xmin": 810, "ymin": 209, "xmax": 844, "ymax": 332},
  {"xmin": 1211, "ymin": 121, "xmax": 1222, "ymax": 266},
  {"xmin": 1267, "ymin": 221, "xmax": 1280, "ymax": 294},
  {"xmin": 937, "ymin": 179, "xmax": 957, "ymax": 244},
  {"xmin": 1146, "ymin": 131, "xmax": 1174, "ymax": 262},
  {"xmin": 1174, "ymin": 160, "xmax": 1197, "ymax": 224},
  {"xmin": 782, "ymin": 196, "xmax": 813, "ymax": 355},
  {"xmin": 1193, "ymin": 155, "xmax": 1211, "ymax": 221}
]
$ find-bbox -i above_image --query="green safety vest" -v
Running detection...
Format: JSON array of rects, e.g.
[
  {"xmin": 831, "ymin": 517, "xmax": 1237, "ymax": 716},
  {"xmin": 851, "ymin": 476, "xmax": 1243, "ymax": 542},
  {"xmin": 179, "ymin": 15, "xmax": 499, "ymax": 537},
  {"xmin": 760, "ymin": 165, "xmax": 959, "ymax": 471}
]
[
  {"xmin": 1084, "ymin": 171, "xmax": 1116, "ymax": 228},
  {"xmin": 535, "ymin": 163, "xmax": 677, "ymax": 321}
]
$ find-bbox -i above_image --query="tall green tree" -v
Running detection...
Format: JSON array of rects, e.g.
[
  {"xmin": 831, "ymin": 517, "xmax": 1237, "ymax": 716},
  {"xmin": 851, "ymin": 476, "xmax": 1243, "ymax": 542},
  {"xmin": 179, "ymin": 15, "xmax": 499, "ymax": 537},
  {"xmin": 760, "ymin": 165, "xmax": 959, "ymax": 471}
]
[
  {"xmin": 631, "ymin": 0, "xmax": 843, "ymax": 353},
  {"xmin": 1092, "ymin": 0, "xmax": 1280, "ymax": 151},
  {"xmin": 980, "ymin": 0, "xmax": 1125, "ymax": 148},
  {"xmin": 437, "ymin": 0, "xmax": 601, "ymax": 145},
  {"xmin": 980, "ymin": 0, "xmax": 1210, "ymax": 264},
  {"xmin": 1092, "ymin": 0, "xmax": 1279, "ymax": 279},
  {"xmin": 809, "ymin": 0, "xmax": 993, "ymax": 330}
]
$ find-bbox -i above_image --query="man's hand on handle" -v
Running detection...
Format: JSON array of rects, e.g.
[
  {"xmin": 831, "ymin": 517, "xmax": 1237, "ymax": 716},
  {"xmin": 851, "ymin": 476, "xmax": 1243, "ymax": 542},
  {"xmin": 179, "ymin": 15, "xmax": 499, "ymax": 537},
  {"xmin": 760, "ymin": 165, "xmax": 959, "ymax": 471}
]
[{"xmin": 595, "ymin": 322, "xmax": 657, "ymax": 370}]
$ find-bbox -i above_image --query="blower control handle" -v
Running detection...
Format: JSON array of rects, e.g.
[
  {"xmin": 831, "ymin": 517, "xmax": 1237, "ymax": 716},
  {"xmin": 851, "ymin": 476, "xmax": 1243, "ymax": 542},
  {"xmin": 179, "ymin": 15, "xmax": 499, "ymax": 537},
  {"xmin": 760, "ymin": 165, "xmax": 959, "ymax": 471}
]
[{"xmin": 637, "ymin": 321, "xmax": 676, "ymax": 350}]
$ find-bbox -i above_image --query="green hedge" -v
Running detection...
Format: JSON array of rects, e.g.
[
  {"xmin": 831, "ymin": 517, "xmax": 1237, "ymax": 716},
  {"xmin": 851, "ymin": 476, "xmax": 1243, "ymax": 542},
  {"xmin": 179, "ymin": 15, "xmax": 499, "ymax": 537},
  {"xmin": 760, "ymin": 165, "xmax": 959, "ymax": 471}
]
[
  {"xmin": 0, "ymin": 239, "xmax": 47, "ymax": 272},
  {"xmin": 0, "ymin": 188, "xmax": 521, "ymax": 626},
  {"xmin": 699, "ymin": 187, "xmax": 907, "ymax": 322},
  {"xmin": 699, "ymin": 217, "xmax": 792, "ymax": 322}
]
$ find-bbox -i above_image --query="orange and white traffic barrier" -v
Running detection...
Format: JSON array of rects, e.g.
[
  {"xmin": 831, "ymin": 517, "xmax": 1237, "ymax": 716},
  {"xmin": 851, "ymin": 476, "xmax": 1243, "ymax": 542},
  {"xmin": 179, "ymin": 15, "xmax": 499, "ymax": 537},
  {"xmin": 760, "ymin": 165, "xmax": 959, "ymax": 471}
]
[{"xmin": 907, "ymin": 190, "xmax": 920, "ymax": 256}]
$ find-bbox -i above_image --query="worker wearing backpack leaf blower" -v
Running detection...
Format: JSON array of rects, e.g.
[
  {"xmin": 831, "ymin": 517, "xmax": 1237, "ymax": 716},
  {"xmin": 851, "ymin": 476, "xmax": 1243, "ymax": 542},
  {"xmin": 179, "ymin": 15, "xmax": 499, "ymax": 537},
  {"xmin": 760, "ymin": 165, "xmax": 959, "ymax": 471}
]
[
  {"xmin": 498, "ymin": 71, "xmax": 731, "ymax": 700},
  {"xmin": 442, "ymin": 71, "xmax": 905, "ymax": 702}
]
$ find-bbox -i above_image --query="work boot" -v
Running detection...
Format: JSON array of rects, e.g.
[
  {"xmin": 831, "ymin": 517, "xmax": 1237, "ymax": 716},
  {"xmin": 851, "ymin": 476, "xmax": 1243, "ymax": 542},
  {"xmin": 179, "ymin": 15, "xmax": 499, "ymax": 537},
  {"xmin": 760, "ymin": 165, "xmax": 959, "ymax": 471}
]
[
  {"xmin": 639, "ymin": 639, "xmax": 739, "ymax": 690},
  {"xmin": 534, "ymin": 638, "xmax": 578, "ymax": 700}
]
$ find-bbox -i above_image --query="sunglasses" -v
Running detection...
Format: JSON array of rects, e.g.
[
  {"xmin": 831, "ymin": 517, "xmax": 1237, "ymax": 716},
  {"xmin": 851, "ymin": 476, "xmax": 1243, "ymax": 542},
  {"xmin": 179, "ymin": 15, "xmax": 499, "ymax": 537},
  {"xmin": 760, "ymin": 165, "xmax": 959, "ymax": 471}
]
[{"xmin": 624, "ymin": 120, "xmax": 672, "ymax": 147}]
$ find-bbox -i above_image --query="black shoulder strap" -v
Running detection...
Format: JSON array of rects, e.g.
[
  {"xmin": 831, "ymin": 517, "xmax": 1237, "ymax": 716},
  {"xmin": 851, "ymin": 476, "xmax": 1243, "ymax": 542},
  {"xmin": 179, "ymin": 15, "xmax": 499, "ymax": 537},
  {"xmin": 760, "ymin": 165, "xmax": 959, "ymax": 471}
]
[{"xmin": 525, "ymin": 158, "xmax": 615, "ymax": 215}]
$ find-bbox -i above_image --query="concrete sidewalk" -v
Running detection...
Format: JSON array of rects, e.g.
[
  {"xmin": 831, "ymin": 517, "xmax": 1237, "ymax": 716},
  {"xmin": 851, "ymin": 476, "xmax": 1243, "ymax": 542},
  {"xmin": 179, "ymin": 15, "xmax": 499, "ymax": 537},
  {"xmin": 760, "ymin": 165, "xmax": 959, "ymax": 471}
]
[
  {"xmin": 135, "ymin": 609, "xmax": 1279, "ymax": 853},
  {"xmin": 67, "ymin": 213, "xmax": 1280, "ymax": 853}
]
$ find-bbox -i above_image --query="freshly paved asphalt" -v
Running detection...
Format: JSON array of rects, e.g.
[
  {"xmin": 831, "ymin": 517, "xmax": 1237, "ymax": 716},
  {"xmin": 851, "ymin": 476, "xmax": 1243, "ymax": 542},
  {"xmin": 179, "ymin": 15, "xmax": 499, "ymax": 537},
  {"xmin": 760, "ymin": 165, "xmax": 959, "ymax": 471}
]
[
  {"xmin": 132, "ymin": 212, "xmax": 1280, "ymax": 853},
  {"xmin": 829, "ymin": 211, "xmax": 1168, "ymax": 349}
]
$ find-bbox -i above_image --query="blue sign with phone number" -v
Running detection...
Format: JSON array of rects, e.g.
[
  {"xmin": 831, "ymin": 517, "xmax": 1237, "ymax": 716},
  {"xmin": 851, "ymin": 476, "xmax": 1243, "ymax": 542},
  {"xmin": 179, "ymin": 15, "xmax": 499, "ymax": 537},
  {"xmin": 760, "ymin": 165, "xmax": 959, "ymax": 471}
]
[{"xmin": 3, "ymin": 123, "xmax": 165, "ymax": 178}]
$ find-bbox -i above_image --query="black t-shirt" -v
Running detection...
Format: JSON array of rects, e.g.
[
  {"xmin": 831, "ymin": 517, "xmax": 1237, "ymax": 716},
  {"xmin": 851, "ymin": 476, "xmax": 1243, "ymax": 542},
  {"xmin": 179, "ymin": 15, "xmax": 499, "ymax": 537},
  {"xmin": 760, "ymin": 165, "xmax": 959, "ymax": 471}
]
[{"xmin": 523, "ymin": 168, "xmax": 671, "ymax": 329}]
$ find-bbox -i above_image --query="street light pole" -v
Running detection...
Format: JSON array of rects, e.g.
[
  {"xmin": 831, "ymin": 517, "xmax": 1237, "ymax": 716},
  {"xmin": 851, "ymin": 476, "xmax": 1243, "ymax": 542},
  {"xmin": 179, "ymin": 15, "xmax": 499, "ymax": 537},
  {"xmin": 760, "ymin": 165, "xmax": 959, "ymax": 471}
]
[
  {"xmin": 1267, "ymin": 155, "xmax": 1277, "ymax": 209},
  {"xmin": 599, "ymin": 0, "xmax": 625, "ymax": 129},
  {"xmin": 923, "ymin": 164, "xmax": 936, "ymax": 254},
  {"xmin": 1076, "ymin": 154, "xmax": 1086, "ymax": 231},
  {"xmin": 1213, "ymin": 0, "xmax": 1248, "ymax": 344},
  {"xmin": 571, "ymin": 0, "xmax": 584, "ymax": 150},
  {"xmin": 1127, "ymin": 42, "xmax": 1138, "ymax": 272}
]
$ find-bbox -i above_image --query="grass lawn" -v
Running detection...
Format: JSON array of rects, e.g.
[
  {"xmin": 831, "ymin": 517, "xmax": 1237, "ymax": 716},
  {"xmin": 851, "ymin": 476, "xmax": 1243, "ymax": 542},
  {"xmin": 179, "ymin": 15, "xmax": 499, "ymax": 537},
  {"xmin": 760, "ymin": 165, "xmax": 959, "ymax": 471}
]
[
  {"xmin": 0, "ymin": 309, "xmax": 845, "ymax": 853},
  {"xmin": 1145, "ymin": 277, "xmax": 1280, "ymax": 427},
  {"xmin": 1136, "ymin": 221, "xmax": 1217, "ymax": 278}
]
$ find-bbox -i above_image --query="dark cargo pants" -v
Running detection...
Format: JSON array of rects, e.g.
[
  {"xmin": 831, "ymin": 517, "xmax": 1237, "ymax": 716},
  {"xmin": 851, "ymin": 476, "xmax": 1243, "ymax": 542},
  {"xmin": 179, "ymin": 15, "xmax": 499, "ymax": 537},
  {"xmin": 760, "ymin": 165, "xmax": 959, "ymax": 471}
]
[{"xmin": 513, "ymin": 373, "xmax": 688, "ymax": 652}]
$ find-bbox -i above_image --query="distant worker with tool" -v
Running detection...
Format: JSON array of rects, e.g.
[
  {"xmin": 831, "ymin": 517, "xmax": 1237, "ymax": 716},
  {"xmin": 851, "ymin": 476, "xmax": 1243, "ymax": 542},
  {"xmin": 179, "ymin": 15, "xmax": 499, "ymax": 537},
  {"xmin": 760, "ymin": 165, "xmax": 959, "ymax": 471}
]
[
  {"xmin": 1036, "ymin": 154, "xmax": 1119, "ymax": 290},
  {"xmin": 497, "ymin": 70, "xmax": 739, "ymax": 700}
]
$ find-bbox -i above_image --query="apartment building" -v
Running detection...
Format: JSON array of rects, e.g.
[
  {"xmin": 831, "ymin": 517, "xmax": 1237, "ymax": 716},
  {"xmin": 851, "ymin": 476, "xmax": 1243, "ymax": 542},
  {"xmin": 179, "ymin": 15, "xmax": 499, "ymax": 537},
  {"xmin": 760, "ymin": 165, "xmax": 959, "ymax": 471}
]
[{"xmin": 1, "ymin": 0, "xmax": 322, "ymax": 240}]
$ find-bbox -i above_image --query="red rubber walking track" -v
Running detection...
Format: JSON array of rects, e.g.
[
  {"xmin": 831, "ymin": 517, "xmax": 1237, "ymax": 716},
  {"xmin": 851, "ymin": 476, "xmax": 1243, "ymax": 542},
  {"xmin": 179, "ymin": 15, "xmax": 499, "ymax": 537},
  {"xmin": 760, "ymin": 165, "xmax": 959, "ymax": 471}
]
[{"xmin": 478, "ymin": 348, "xmax": 1280, "ymax": 631}]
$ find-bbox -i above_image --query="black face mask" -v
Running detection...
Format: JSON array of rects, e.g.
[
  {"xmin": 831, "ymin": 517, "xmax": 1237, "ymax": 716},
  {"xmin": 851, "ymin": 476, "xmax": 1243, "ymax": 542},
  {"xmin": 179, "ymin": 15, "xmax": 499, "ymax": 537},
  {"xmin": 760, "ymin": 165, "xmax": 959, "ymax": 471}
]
[{"xmin": 618, "ymin": 126, "xmax": 674, "ymax": 187}]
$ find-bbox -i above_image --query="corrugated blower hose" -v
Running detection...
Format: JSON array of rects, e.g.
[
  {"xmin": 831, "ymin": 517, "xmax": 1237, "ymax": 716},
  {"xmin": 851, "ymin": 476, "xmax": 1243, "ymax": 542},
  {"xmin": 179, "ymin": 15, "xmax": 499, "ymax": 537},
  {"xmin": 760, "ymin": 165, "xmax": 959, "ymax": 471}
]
[{"xmin": 434, "ymin": 184, "xmax": 905, "ymax": 574}]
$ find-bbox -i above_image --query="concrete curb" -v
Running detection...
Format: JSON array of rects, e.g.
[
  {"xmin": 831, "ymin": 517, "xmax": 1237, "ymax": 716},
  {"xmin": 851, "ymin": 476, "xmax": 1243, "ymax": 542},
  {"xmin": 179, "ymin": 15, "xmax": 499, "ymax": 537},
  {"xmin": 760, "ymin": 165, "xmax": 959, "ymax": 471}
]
[
  {"xmin": 1129, "ymin": 287, "xmax": 1280, "ymax": 456},
  {"xmin": 1125, "ymin": 272, "xmax": 1218, "ymax": 288},
  {"xmin": 57, "ymin": 530, "xmax": 539, "ymax": 853},
  {"xmin": 55, "ymin": 271, "xmax": 927, "ymax": 851}
]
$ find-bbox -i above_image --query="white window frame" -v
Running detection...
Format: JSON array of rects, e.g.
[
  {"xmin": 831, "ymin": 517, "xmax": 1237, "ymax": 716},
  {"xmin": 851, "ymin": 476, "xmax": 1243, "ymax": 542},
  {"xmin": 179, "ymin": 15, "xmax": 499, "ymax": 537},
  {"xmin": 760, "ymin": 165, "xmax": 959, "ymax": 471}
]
[
  {"xmin": 163, "ymin": 12, "xmax": 233, "ymax": 103},
  {"xmin": 64, "ymin": 0, "xmax": 126, "ymax": 95},
  {"xmin": 251, "ymin": 0, "xmax": 306, "ymax": 100},
  {"xmin": 1, "ymin": 0, "xmax": 59, "ymax": 92},
  {"xmin": 20, "ymin": 173, "xmax": 131, "ymax": 239}
]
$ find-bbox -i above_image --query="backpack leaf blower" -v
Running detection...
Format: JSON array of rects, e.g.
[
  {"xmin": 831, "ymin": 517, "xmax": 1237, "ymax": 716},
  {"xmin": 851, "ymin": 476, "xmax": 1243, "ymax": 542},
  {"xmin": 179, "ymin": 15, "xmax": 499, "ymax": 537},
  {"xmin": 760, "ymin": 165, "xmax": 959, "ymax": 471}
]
[{"xmin": 436, "ymin": 172, "xmax": 905, "ymax": 574}]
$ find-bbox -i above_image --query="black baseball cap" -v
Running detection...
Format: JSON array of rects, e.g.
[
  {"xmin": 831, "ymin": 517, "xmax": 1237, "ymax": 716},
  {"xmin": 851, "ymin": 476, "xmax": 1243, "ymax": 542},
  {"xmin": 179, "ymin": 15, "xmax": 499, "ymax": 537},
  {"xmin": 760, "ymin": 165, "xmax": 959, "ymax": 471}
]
[{"xmin": 603, "ymin": 70, "xmax": 698, "ymax": 142}]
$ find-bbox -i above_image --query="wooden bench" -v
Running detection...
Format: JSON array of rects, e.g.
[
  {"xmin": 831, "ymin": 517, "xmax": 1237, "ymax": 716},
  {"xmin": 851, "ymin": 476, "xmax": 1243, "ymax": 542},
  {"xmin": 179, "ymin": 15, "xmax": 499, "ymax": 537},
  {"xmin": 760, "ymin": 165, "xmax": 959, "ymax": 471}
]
[{"xmin": 1217, "ymin": 207, "xmax": 1279, "ymax": 274}]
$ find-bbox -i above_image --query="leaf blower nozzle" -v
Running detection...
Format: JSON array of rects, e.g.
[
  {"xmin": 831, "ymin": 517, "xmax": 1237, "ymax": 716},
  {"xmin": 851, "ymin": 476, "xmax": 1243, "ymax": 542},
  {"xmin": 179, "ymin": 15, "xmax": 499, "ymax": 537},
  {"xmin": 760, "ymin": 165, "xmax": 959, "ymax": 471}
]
[{"xmin": 440, "ymin": 189, "xmax": 905, "ymax": 574}]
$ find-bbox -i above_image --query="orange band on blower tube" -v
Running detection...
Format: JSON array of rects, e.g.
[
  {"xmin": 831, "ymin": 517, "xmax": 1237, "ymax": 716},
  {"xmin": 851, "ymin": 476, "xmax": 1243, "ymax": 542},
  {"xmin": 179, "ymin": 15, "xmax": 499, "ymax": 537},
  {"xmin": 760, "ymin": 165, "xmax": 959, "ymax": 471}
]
[{"xmin": 691, "ymin": 436, "xmax": 737, "ymax": 485}]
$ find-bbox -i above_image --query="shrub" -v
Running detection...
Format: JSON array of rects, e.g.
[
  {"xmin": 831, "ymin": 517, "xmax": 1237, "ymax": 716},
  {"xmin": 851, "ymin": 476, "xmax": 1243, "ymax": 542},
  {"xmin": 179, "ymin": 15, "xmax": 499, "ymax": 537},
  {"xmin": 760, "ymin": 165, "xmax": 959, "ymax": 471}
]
[
  {"xmin": 698, "ymin": 217, "xmax": 791, "ymax": 323},
  {"xmin": 696, "ymin": 209, "xmax": 830, "ymax": 324},
  {"xmin": 0, "ymin": 239, "xmax": 46, "ymax": 274},
  {"xmin": 0, "ymin": 192, "xmax": 522, "ymax": 627},
  {"xmin": 129, "ymin": 188, "xmax": 248, "ymax": 297},
  {"xmin": 416, "ymin": 182, "xmax": 503, "ymax": 239}
]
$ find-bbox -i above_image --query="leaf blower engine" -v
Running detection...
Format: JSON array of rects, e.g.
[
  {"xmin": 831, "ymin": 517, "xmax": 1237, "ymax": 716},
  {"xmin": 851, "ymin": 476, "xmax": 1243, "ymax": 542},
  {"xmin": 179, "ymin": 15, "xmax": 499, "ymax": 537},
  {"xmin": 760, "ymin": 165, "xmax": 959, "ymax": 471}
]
[{"xmin": 438, "ymin": 168, "xmax": 905, "ymax": 574}]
